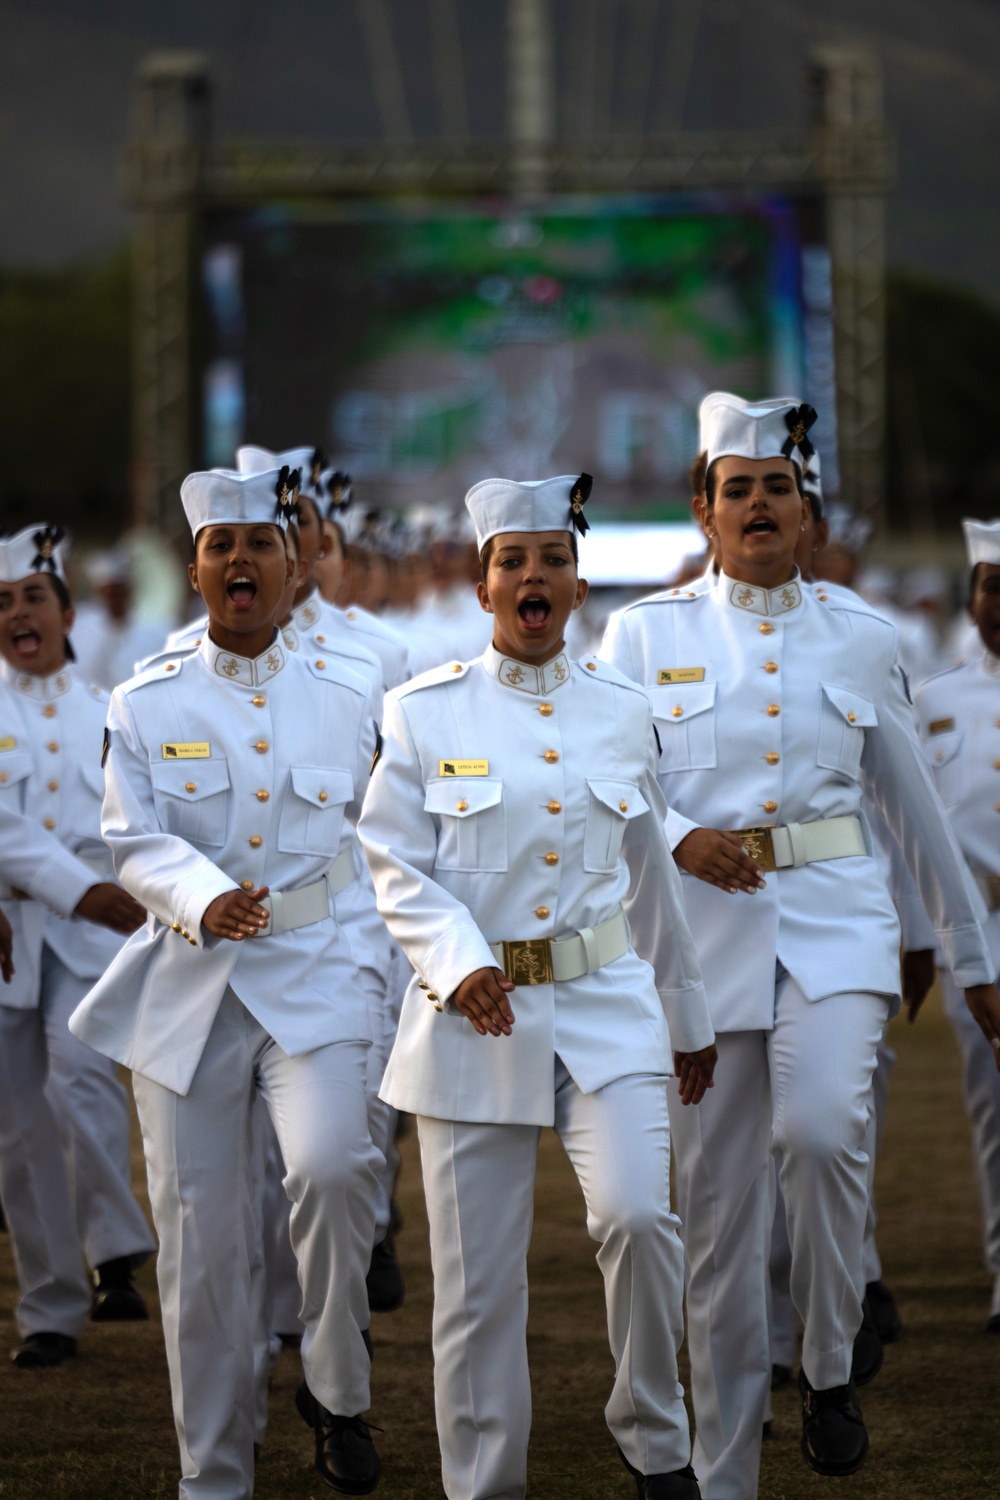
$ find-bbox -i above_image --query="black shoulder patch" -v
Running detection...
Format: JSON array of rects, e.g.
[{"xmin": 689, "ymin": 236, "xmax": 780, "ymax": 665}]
[
  {"xmin": 370, "ymin": 722, "xmax": 383, "ymax": 776},
  {"xmin": 653, "ymin": 723, "xmax": 662, "ymax": 759},
  {"xmin": 101, "ymin": 726, "xmax": 111, "ymax": 769}
]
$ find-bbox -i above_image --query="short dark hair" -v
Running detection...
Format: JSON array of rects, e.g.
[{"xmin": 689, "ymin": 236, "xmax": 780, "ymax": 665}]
[
  {"xmin": 690, "ymin": 451, "xmax": 708, "ymax": 499},
  {"xmin": 479, "ymin": 532, "xmax": 579, "ymax": 579},
  {"xmin": 703, "ymin": 457, "xmax": 804, "ymax": 507}
]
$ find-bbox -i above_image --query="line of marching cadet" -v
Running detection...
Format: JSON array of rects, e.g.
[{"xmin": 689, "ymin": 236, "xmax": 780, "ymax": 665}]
[{"xmin": 2, "ymin": 397, "xmax": 1000, "ymax": 1500}]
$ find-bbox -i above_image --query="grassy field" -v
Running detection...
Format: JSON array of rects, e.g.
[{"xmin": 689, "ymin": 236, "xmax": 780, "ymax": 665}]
[{"xmin": 2, "ymin": 987, "xmax": 998, "ymax": 1498}]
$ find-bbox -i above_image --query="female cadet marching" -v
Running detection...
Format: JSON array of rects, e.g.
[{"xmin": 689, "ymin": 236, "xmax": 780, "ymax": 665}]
[
  {"xmin": 0, "ymin": 525, "xmax": 155, "ymax": 1368},
  {"xmin": 913, "ymin": 518, "xmax": 1000, "ymax": 1334},
  {"xmin": 359, "ymin": 474, "xmax": 717, "ymax": 1500},
  {"xmin": 235, "ymin": 445, "xmax": 409, "ymax": 696},
  {"xmin": 70, "ymin": 468, "xmax": 384, "ymax": 1499},
  {"xmin": 601, "ymin": 392, "xmax": 1000, "ymax": 1496}
]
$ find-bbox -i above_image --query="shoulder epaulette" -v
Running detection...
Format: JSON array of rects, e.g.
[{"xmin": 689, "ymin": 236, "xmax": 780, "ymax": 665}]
[
  {"xmin": 576, "ymin": 655, "xmax": 649, "ymax": 698},
  {"xmin": 394, "ymin": 659, "xmax": 471, "ymax": 699},
  {"xmin": 914, "ymin": 659, "xmax": 969, "ymax": 694},
  {"xmin": 303, "ymin": 653, "xmax": 370, "ymax": 696},
  {"xmin": 121, "ymin": 656, "xmax": 189, "ymax": 692},
  {"xmin": 621, "ymin": 583, "xmax": 707, "ymax": 615}
]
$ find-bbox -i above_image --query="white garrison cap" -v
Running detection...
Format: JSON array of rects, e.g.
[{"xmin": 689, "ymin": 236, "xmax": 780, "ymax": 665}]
[
  {"xmin": 237, "ymin": 444, "xmax": 327, "ymax": 501},
  {"xmin": 180, "ymin": 467, "xmax": 298, "ymax": 539},
  {"xmin": 0, "ymin": 524, "xmax": 69, "ymax": 585},
  {"xmin": 465, "ymin": 474, "xmax": 593, "ymax": 551},
  {"xmin": 699, "ymin": 391, "xmax": 818, "ymax": 474},
  {"xmin": 963, "ymin": 519, "xmax": 1000, "ymax": 569}
]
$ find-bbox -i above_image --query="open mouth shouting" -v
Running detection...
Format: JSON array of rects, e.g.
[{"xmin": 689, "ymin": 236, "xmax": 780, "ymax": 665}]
[
  {"xmin": 226, "ymin": 575, "xmax": 258, "ymax": 610},
  {"xmin": 744, "ymin": 515, "xmax": 778, "ymax": 538},
  {"xmin": 517, "ymin": 594, "xmax": 552, "ymax": 634},
  {"xmin": 11, "ymin": 626, "xmax": 42, "ymax": 659}
]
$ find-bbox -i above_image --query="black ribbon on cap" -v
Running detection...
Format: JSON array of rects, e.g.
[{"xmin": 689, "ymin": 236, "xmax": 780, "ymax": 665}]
[
  {"xmin": 569, "ymin": 473, "xmax": 593, "ymax": 536},
  {"xmin": 327, "ymin": 471, "xmax": 353, "ymax": 516},
  {"xmin": 309, "ymin": 447, "xmax": 326, "ymax": 498},
  {"xmin": 274, "ymin": 466, "xmax": 302, "ymax": 526},
  {"xmin": 781, "ymin": 404, "xmax": 818, "ymax": 468},
  {"xmin": 32, "ymin": 525, "xmax": 65, "ymax": 573}
]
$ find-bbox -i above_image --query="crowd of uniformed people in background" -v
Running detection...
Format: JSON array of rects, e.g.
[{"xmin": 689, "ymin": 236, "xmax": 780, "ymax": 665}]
[{"xmin": 2, "ymin": 397, "xmax": 1000, "ymax": 1500}]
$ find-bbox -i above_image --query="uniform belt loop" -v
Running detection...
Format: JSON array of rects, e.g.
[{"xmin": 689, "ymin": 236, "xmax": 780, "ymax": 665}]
[
  {"xmin": 786, "ymin": 821, "xmax": 808, "ymax": 868},
  {"xmin": 578, "ymin": 926, "xmax": 599, "ymax": 974}
]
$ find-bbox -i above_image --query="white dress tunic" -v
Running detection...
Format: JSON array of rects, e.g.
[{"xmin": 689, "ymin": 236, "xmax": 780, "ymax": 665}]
[
  {"xmin": 0, "ymin": 666, "xmax": 154, "ymax": 1343},
  {"xmin": 70, "ymin": 634, "xmax": 382, "ymax": 1500},
  {"xmin": 602, "ymin": 567, "xmax": 993, "ymax": 1500},
  {"xmin": 360, "ymin": 644, "xmax": 713, "ymax": 1500},
  {"xmin": 916, "ymin": 649, "xmax": 1000, "ymax": 1319}
]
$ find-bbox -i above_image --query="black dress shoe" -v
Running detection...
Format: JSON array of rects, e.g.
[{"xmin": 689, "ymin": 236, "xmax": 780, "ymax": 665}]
[
  {"xmin": 865, "ymin": 1279, "xmax": 902, "ymax": 1343},
  {"xmin": 618, "ymin": 1447, "xmax": 701, "ymax": 1498},
  {"xmin": 799, "ymin": 1368, "xmax": 869, "ymax": 1476},
  {"xmin": 92, "ymin": 1257, "xmax": 149, "ymax": 1322},
  {"xmin": 366, "ymin": 1231, "xmax": 405, "ymax": 1313},
  {"xmin": 11, "ymin": 1332, "xmax": 78, "ymax": 1368},
  {"xmin": 851, "ymin": 1296, "xmax": 884, "ymax": 1386},
  {"xmin": 296, "ymin": 1381, "xmax": 380, "ymax": 1494},
  {"xmin": 771, "ymin": 1361, "xmax": 793, "ymax": 1391}
]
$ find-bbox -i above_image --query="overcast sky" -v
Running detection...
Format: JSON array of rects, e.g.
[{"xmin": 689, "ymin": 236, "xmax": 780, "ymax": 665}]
[{"xmin": 1, "ymin": 0, "xmax": 997, "ymax": 303}]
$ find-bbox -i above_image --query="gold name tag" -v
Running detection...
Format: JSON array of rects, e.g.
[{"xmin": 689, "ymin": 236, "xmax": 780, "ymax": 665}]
[
  {"xmin": 657, "ymin": 668, "xmax": 705, "ymax": 685},
  {"xmin": 0, "ymin": 736, "xmax": 16, "ymax": 752},
  {"xmin": 928, "ymin": 718, "xmax": 955, "ymax": 736},
  {"xmin": 439, "ymin": 759, "xmax": 489, "ymax": 777},
  {"xmin": 162, "ymin": 742, "xmax": 211, "ymax": 760}
]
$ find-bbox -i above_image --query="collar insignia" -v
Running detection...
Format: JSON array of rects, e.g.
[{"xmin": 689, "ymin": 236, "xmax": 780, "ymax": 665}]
[
  {"xmin": 210, "ymin": 641, "xmax": 286, "ymax": 687},
  {"xmin": 726, "ymin": 578, "xmax": 802, "ymax": 618},
  {"xmin": 496, "ymin": 652, "xmax": 571, "ymax": 695}
]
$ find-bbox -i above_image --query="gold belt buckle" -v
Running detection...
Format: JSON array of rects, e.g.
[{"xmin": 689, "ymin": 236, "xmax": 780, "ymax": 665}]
[
  {"xmin": 500, "ymin": 938, "xmax": 554, "ymax": 986},
  {"xmin": 730, "ymin": 825, "xmax": 777, "ymax": 873}
]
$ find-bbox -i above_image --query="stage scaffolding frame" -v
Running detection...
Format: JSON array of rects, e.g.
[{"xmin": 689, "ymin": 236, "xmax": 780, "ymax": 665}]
[{"xmin": 125, "ymin": 32, "xmax": 889, "ymax": 536}]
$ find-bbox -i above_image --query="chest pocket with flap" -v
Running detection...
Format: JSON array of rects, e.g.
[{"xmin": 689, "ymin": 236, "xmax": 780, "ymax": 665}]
[
  {"xmin": 647, "ymin": 682, "xmax": 717, "ymax": 773},
  {"xmin": 817, "ymin": 683, "xmax": 878, "ymax": 782},
  {"xmin": 921, "ymin": 728, "xmax": 964, "ymax": 808},
  {"xmin": 278, "ymin": 767, "xmax": 354, "ymax": 857},
  {"xmin": 424, "ymin": 778, "xmax": 507, "ymax": 873},
  {"xmin": 151, "ymin": 757, "xmax": 230, "ymax": 847},
  {"xmin": 584, "ymin": 778, "xmax": 649, "ymax": 874},
  {"xmin": 0, "ymin": 750, "xmax": 34, "ymax": 806}
]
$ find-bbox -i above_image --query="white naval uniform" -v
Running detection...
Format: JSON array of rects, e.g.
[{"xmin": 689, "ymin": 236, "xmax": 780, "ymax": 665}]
[
  {"xmin": 70, "ymin": 635, "xmax": 383, "ymax": 1500},
  {"xmin": 916, "ymin": 650, "xmax": 1000, "ymax": 1317},
  {"xmin": 295, "ymin": 589, "xmax": 409, "ymax": 700},
  {"xmin": 359, "ymin": 645, "xmax": 713, "ymax": 1500},
  {"xmin": 149, "ymin": 612, "xmax": 399, "ymax": 1364},
  {"xmin": 602, "ymin": 568, "xmax": 993, "ymax": 1500},
  {"xmin": 0, "ymin": 667, "xmax": 154, "ymax": 1340}
]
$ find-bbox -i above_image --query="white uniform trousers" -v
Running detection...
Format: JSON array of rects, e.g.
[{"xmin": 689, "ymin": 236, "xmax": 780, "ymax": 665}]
[
  {"xmin": 133, "ymin": 988, "xmax": 381, "ymax": 1500},
  {"xmin": 255, "ymin": 968, "xmax": 395, "ymax": 1360},
  {"xmin": 768, "ymin": 1027, "xmax": 898, "ymax": 1373},
  {"xmin": 941, "ymin": 971, "xmax": 1000, "ymax": 1316},
  {"xmin": 0, "ymin": 946, "xmax": 153, "ymax": 1337},
  {"xmin": 669, "ymin": 975, "xmax": 886, "ymax": 1500},
  {"xmin": 418, "ymin": 1063, "xmax": 691, "ymax": 1500}
]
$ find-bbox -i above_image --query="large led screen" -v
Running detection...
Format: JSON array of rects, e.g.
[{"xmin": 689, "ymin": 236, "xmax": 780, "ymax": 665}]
[{"xmin": 200, "ymin": 193, "xmax": 835, "ymax": 519}]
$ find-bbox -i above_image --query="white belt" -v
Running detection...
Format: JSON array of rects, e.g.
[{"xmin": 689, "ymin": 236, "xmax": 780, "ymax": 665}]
[
  {"xmin": 489, "ymin": 908, "xmax": 629, "ymax": 986},
  {"xmin": 254, "ymin": 848, "xmax": 356, "ymax": 938},
  {"xmin": 730, "ymin": 814, "xmax": 866, "ymax": 872},
  {"xmin": 977, "ymin": 874, "xmax": 1000, "ymax": 913}
]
